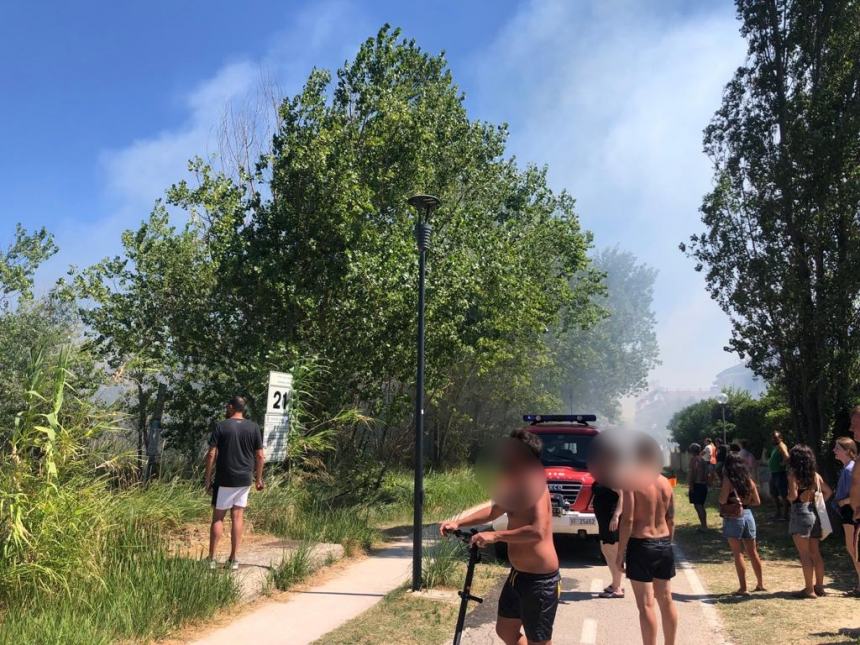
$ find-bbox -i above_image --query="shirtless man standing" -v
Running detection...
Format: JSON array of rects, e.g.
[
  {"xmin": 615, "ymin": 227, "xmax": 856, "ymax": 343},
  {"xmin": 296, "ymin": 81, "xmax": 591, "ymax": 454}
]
[
  {"xmin": 441, "ymin": 429, "xmax": 559, "ymax": 645},
  {"xmin": 850, "ymin": 407, "xmax": 860, "ymax": 560},
  {"xmin": 617, "ymin": 436, "xmax": 678, "ymax": 645}
]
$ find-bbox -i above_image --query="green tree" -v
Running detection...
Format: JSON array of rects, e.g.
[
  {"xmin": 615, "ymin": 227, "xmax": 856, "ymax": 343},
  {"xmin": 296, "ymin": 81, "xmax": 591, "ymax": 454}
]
[
  {"xmin": 682, "ymin": 0, "xmax": 860, "ymax": 461},
  {"xmin": 550, "ymin": 246, "xmax": 660, "ymax": 421},
  {"xmin": 167, "ymin": 26, "xmax": 601, "ymax": 465}
]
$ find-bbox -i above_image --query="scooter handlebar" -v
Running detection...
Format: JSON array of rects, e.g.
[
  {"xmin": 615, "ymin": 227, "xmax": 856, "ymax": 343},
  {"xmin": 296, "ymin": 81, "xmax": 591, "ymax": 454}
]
[{"xmin": 442, "ymin": 526, "xmax": 491, "ymax": 543}]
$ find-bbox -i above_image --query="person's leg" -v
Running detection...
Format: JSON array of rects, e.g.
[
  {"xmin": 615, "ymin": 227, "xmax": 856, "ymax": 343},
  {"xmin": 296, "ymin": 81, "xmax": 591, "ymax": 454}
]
[
  {"xmin": 601, "ymin": 542, "xmax": 622, "ymax": 591},
  {"xmin": 727, "ymin": 538, "xmax": 747, "ymax": 593},
  {"xmin": 844, "ymin": 524, "xmax": 860, "ymax": 590},
  {"xmin": 229, "ymin": 506, "xmax": 245, "ymax": 562},
  {"xmin": 809, "ymin": 538, "xmax": 824, "ymax": 592},
  {"xmin": 630, "ymin": 580, "xmax": 658, "ymax": 645},
  {"xmin": 743, "ymin": 539, "xmax": 765, "ymax": 590},
  {"xmin": 496, "ymin": 617, "xmax": 527, "ymax": 645},
  {"xmin": 653, "ymin": 578, "xmax": 678, "ymax": 645},
  {"xmin": 209, "ymin": 508, "xmax": 228, "ymax": 559},
  {"xmin": 694, "ymin": 504, "xmax": 707, "ymax": 529},
  {"xmin": 791, "ymin": 535, "xmax": 814, "ymax": 596}
]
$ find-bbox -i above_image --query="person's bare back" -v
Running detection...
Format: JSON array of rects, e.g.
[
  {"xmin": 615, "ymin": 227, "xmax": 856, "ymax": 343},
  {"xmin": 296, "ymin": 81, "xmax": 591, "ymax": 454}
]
[{"xmin": 630, "ymin": 475, "xmax": 674, "ymax": 539}]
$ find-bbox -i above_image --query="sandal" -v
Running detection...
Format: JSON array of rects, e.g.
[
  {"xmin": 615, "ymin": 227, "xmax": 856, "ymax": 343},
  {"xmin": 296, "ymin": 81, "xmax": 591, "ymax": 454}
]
[
  {"xmin": 599, "ymin": 588, "xmax": 624, "ymax": 598},
  {"xmin": 793, "ymin": 589, "xmax": 816, "ymax": 599},
  {"xmin": 813, "ymin": 585, "xmax": 827, "ymax": 597}
]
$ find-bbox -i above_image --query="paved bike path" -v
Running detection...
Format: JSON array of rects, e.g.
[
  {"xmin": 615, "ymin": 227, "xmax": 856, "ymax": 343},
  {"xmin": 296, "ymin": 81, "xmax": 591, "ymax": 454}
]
[
  {"xmin": 456, "ymin": 541, "xmax": 729, "ymax": 645},
  {"xmin": 191, "ymin": 538, "xmax": 411, "ymax": 645}
]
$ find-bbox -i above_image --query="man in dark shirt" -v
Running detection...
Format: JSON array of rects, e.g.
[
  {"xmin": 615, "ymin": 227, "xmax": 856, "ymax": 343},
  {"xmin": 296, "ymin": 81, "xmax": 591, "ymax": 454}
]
[{"xmin": 205, "ymin": 396, "xmax": 264, "ymax": 570}]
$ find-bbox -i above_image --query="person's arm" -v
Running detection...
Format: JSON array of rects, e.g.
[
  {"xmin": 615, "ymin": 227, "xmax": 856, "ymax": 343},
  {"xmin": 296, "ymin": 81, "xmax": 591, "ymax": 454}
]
[
  {"xmin": 439, "ymin": 501, "xmax": 504, "ymax": 535},
  {"xmin": 666, "ymin": 490, "xmax": 675, "ymax": 541},
  {"xmin": 254, "ymin": 448, "xmax": 265, "ymax": 490},
  {"xmin": 616, "ymin": 489, "xmax": 635, "ymax": 572},
  {"xmin": 748, "ymin": 480, "xmax": 761, "ymax": 507},
  {"xmin": 779, "ymin": 443, "xmax": 789, "ymax": 465},
  {"xmin": 787, "ymin": 471, "xmax": 798, "ymax": 502},
  {"xmin": 478, "ymin": 492, "xmax": 552, "ymax": 546},
  {"xmin": 204, "ymin": 447, "xmax": 217, "ymax": 490},
  {"xmin": 851, "ymin": 460, "xmax": 860, "ymax": 519},
  {"xmin": 718, "ymin": 476, "xmax": 731, "ymax": 504},
  {"xmin": 609, "ymin": 488, "xmax": 623, "ymax": 532}
]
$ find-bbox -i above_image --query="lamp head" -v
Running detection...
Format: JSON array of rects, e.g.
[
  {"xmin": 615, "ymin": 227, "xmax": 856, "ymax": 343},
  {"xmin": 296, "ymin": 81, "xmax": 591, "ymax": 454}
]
[
  {"xmin": 407, "ymin": 194, "xmax": 441, "ymax": 213},
  {"xmin": 715, "ymin": 392, "xmax": 729, "ymax": 405}
]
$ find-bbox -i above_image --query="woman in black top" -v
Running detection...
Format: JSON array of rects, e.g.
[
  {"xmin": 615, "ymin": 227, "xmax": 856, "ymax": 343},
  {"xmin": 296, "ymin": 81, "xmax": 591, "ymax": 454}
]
[{"xmin": 587, "ymin": 435, "xmax": 624, "ymax": 598}]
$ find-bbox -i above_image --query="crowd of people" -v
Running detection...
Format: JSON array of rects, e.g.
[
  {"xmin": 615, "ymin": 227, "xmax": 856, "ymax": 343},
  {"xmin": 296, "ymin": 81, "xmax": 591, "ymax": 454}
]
[
  {"xmin": 685, "ymin": 409, "xmax": 860, "ymax": 599},
  {"xmin": 204, "ymin": 397, "xmax": 859, "ymax": 645}
]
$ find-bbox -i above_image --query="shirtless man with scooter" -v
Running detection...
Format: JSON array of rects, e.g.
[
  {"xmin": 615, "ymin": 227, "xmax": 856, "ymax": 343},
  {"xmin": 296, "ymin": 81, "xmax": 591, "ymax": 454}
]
[{"xmin": 441, "ymin": 429, "xmax": 560, "ymax": 645}]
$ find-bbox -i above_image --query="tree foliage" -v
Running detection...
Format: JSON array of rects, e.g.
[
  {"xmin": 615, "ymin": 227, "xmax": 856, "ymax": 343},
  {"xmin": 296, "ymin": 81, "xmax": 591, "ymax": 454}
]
[
  {"xmin": 551, "ymin": 246, "xmax": 660, "ymax": 421},
  {"xmin": 77, "ymin": 26, "xmax": 603, "ymax": 469},
  {"xmin": 683, "ymin": 0, "xmax": 860, "ymax": 458}
]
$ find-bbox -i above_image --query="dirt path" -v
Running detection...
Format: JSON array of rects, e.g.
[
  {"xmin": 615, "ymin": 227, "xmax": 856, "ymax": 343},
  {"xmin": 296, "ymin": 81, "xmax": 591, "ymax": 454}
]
[{"xmin": 189, "ymin": 538, "xmax": 412, "ymax": 645}]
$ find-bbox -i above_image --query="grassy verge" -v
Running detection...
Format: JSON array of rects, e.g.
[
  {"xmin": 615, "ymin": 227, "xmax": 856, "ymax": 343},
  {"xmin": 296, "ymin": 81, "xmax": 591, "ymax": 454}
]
[
  {"xmin": 315, "ymin": 557, "xmax": 508, "ymax": 645},
  {"xmin": 0, "ymin": 523, "xmax": 240, "ymax": 645},
  {"xmin": 371, "ymin": 468, "xmax": 490, "ymax": 528},
  {"xmin": 674, "ymin": 487, "xmax": 860, "ymax": 644}
]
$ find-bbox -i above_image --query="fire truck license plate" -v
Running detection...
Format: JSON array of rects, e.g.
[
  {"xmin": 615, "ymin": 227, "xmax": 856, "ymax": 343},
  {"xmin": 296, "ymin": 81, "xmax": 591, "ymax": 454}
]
[{"xmin": 571, "ymin": 517, "xmax": 595, "ymax": 525}]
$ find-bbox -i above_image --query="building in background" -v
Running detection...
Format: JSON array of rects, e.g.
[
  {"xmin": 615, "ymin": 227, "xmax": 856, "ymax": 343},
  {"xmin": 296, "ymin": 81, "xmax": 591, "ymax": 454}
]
[{"xmin": 712, "ymin": 363, "xmax": 766, "ymax": 398}]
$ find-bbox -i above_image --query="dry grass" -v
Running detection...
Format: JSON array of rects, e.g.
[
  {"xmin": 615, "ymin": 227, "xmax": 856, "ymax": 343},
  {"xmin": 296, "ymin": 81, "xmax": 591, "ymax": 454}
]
[
  {"xmin": 315, "ymin": 558, "xmax": 508, "ymax": 644},
  {"xmin": 674, "ymin": 489, "xmax": 860, "ymax": 645}
]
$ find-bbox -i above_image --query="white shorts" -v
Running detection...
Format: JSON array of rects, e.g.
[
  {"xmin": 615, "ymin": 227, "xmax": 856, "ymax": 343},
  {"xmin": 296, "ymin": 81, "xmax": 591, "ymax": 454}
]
[{"xmin": 214, "ymin": 485, "xmax": 251, "ymax": 510}]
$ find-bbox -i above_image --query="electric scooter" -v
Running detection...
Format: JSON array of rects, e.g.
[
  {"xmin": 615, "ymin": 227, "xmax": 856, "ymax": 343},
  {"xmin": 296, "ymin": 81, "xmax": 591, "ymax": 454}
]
[{"xmin": 443, "ymin": 527, "xmax": 486, "ymax": 645}]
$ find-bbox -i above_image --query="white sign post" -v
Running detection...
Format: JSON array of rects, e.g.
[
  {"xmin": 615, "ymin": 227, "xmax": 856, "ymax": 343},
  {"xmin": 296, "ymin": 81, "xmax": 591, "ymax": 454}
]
[{"xmin": 263, "ymin": 371, "xmax": 292, "ymax": 462}]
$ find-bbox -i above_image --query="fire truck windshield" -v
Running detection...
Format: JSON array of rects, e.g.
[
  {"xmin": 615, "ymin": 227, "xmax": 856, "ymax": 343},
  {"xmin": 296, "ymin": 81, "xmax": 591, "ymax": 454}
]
[{"xmin": 539, "ymin": 433, "xmax": 594, "ymax": 469}]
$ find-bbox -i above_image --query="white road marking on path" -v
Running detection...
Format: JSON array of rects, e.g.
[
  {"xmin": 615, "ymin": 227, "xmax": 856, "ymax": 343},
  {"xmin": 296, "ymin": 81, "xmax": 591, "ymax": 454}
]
[
  {"xmin": 674, "ymin": 544, "xmax": 732, "ymax": 645},
  {"xmin": 589, "ymin": 578, "xmax": 603, "ymax": 593},
  {"xmin": 580, "ymin": 618, "xmax": 598, "ymax": 644}
]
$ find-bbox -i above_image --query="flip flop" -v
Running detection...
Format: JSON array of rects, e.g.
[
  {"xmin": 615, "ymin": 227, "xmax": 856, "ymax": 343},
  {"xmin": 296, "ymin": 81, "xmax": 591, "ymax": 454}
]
[{"xmin": 599, "ymin": 589, "xmax": 624, "ymax": 598}]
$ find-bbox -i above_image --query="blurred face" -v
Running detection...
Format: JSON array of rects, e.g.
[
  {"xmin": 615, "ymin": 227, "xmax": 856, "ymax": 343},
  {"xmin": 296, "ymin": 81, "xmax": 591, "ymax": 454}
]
[
  {"xmin": 226, "ymin": 404, "xmax": 236, "ymax": 418},
  {"xmin": 772, "ymin": 432, "xmax": 781, "ymax": 445},
  {"xmin": 851, "ymin": 412, "xmax": 860, "ymax": 442},
  {"xmin": 492, "ymin": 440, "xmax": 545, "ymax": 512},
  {"xmin": 833, "ymin": 442, "xmax": 851, "ymax": 465}
]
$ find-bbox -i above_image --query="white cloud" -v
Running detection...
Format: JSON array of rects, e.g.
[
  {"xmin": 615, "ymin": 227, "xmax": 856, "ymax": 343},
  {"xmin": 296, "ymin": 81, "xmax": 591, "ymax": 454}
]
[{"xmin": 470, "ymin": 0, "xmax": 747, "ymax": 389}]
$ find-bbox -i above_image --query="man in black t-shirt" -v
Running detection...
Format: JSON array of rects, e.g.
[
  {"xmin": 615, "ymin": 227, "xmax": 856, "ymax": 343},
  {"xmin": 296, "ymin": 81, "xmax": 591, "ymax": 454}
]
[{"xmin": 205, "ymin": 396, "xmax": 264, "ymax": 570}]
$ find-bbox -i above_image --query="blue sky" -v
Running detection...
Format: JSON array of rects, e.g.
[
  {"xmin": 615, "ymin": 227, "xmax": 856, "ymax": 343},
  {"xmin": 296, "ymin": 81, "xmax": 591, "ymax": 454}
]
[{"xmin": 0, "ymin": 0, "xmax": 746, "ymax": 389}]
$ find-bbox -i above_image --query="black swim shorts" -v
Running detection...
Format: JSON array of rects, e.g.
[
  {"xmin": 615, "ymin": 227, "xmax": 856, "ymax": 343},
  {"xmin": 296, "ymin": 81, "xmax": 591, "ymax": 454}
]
[
  {"xmin": 688, "ymin": 483, "xmax": 708, "ymax": 506},
  {"xmin": 625, "ymin": 537, "xmax": 676, "ymax": 583},
  {"xmin": 497, "ymin": 568, "xmax": 561, "ymax": 642}
]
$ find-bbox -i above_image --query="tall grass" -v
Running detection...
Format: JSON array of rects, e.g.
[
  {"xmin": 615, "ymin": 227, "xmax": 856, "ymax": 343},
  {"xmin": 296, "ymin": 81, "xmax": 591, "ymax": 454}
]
[
  {"xmin": 270, "ymin": 542, "xmax": 315, "ymax": 590},
  {"xmin": 0, "ymin": 525, "xmax": 239, "ymax": 644},
  {"xmin": 0, "ymin": 349, "xmax": 239, "ymax": 642},
  {"xmin": 250, "ymin": 478, "xmax": 378, "ymax": 554},
  {"xmin": 422, "ymin": 536, "xmax": 467, "ymax": 589},
  {"xmin": 372, "ymin": 468, "xmax": 490, "ymax": 527}
]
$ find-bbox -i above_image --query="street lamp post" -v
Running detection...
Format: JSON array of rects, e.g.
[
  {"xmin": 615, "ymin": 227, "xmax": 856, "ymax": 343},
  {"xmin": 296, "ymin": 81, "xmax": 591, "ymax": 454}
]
[
  {"xmin": 716, "ymin": 392, "xmax": 729, "ymax": 445},
  {"xmin": 407, "ymin": 194, "xmax": 440, "ymax": 592}
]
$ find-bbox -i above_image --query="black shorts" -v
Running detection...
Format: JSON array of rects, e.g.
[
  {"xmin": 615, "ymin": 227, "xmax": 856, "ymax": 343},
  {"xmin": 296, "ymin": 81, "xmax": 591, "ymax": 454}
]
[
  {"xmin": 688, "ymin": 483, "xmax": 708, "ymax": 506},
  {"xmin": 498, "ymin": 568, "xmax": 561, "ymax": 642},
  {"xmin": 625, "ymin": 537, "xmax": 675, "ymax": 583}
]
